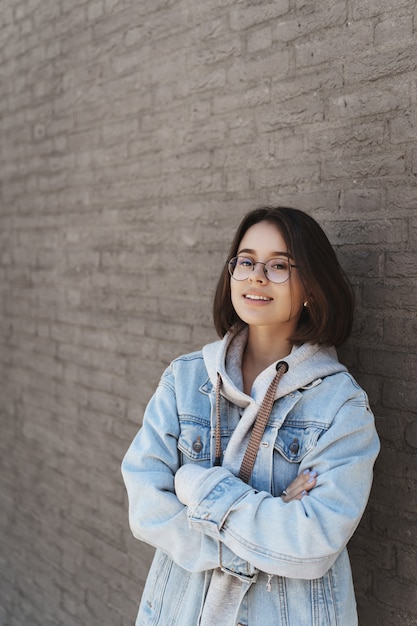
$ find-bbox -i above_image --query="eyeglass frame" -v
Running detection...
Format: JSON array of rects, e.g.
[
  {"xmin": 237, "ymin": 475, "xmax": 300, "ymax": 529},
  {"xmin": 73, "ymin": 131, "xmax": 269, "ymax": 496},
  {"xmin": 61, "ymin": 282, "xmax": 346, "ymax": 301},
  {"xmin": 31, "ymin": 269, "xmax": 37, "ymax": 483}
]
[{"xmin": 228, "ymin": 255, "xmax": 299, "ymax": 284}]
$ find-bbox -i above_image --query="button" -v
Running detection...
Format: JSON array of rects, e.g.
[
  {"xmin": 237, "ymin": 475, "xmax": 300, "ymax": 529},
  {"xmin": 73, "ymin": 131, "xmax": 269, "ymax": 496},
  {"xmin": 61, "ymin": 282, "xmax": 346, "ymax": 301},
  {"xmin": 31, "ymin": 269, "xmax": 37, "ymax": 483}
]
[
  {"xmin": 192, "ymin": 437, "xmax": 203, "ymax": 453},
  {"xmin": 290, "ymin": 438, "xmax": 299, "ymax": 453}
]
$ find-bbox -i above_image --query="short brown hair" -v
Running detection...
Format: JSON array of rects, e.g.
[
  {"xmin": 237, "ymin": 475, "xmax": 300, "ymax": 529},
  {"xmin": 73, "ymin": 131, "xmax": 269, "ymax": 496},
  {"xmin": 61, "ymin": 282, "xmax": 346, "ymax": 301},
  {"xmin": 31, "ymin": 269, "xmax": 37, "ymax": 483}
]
[{"xmin": 213, "ymin": 207, "xmax": 354, "ymax": 347}]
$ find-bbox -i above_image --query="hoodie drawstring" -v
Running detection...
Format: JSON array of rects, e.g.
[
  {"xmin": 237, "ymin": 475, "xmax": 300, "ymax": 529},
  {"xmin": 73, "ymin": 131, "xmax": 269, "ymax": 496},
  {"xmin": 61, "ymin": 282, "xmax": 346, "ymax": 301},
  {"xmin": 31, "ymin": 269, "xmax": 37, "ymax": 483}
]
[
  {"xmin": 213, "ymin": 361, "xmax": 289, "ymax": 482},
  {"xmin": 214, "ymin": 372, "xmax": 223, "ymax": 466}
]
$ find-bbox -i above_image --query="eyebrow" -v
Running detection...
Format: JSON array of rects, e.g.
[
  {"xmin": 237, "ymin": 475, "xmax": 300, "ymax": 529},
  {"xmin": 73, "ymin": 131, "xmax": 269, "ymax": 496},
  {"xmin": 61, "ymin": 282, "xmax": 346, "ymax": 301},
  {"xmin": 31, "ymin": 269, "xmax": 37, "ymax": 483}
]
[{"xmin": 237, "ymin": 248, "xmax": 292, "ymax": 258}]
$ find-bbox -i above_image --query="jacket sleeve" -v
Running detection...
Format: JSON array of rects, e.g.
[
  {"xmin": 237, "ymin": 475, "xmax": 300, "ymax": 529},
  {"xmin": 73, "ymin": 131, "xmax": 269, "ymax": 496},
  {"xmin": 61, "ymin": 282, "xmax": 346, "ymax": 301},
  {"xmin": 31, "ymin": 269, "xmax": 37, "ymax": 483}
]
[
  {"xmin": 121, "ymin": 366, "xmax": 256, "ymax": 579},
  {"xmin": 175, "ymin": 385, "xmax": 380, "ymax": 580}
]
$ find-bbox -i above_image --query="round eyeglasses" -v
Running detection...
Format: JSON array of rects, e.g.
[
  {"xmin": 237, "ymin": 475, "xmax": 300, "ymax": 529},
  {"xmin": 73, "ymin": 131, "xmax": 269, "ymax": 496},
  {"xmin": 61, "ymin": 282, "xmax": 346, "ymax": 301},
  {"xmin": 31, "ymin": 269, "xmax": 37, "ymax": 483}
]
[{"xmin": 228, "ymin": 256, "xmax": 298, "ymax": 284}]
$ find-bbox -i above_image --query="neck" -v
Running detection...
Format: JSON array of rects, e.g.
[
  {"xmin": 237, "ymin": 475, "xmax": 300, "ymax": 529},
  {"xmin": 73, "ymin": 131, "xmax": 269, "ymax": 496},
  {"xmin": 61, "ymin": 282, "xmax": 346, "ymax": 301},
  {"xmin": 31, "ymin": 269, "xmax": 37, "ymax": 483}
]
[{"xmin": 242, "ymin": 326, "xmax": 292, "ymax": 394}]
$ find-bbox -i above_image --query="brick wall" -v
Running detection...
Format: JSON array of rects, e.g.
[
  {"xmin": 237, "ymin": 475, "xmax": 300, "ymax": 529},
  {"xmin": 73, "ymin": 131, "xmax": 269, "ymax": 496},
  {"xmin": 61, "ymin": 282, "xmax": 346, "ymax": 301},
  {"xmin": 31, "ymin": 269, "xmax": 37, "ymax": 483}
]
[{"xmin": 1, "ymin": 0, "xmax": 416, "ymax": 624}]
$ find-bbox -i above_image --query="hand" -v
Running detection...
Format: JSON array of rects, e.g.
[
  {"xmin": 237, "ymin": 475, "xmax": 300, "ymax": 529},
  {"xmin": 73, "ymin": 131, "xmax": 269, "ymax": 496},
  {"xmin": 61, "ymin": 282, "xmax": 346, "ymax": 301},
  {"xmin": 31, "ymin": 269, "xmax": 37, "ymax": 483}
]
[{"xmin": 281, "ymin": 469, "xmax": 317, "ymax": 503}]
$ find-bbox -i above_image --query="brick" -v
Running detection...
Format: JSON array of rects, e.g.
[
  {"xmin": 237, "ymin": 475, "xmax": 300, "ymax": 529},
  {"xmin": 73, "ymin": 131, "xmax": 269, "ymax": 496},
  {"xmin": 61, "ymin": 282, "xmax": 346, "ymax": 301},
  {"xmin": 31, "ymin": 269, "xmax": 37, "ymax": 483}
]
[
  {"xmin": 142, "ymin": 104, "xmax": 188, "ymax": 133},
  {"xmin": 58, "ymin": 343, "xmax": 127, "ymax": 376},
  {"xmin": 169, "ymin": 119, "xmax": 227, "ymax": 153},
  {"xmin": 383, "ymin": 378, "xmax": 417, "ymax": 413},
  {"xmin": 213, "ymin": 82, "xmax": 270, "ymax": 115},
  {"xmin": 324, "ymin": 218, "xmax": 407, "ymax": 246},
  {"xmin": 328, "ymin": 80, "xmax": 410, "ymax": 120},
  {"xmin": 252, "ymin": 162, "xmax": 320, "ymax": 188},
  {"xmin": 374, "ymin": 15, "xmax": 413, "ymax": 46},
  {"xmin": 86, "ymin": 389, "xmax": 125, "ymax": 418},
  {"xmin": 386, "ymin": 253, "xmax": 417, "ymax": 278},
  {"xmin": 295, "ymin": 23, "xmax": 373, "ymax": 68},
  {"xmin": 229, "ymin": 1, "xmax": 290, "ymax": 31},
  {"xmin": 387, "ymin": 187, "xmax": 417, "ymax": 211},
  {"xmin": 228, "ymin": 110, "xmax": 258, "ymax": 145},
  {"xmin": 351, "ymin": 0, "xmax": 415, "ymax": 19},
  {"xmin": 337, "ymin": 249, "xmax": 380, "ymax": 279},
  {"xmin": 357, "ymin": 597, "xmax": 417, "ymax": 626},
  {"xmin": 363, "ymin": 284, "xmax": 417, "ymax": 312},
  {"xmin": 274, "ymin": 1, "xmax": 346, "ymax": 42},
  {"xmin": 340, "ymin": 188, "xmax": 383, "ymax": 214},
  {"xmin": 247, "ymin": 25, "xmax": 273, "ymax": 52},
  {"xmin": 371, "ymin": 503, "xmax": 417, "ymax": 545},
  {"xmin": 135, "ymin": 6, "xmax": 192, "ymax": 42},
  {"xmin": 322, "ymin": 152, "xmax": 406, "ymax": 180},
  {"xmin": 190, "ymin": 36, "xmax": 242, "ymax": 66},
  {"xmin": 256, "ymin": 92, "xmax": 324, "ymax": 132},
  {"xmin": 226, "ymin": 169, "xmax": 251, "ymax": 192},
  {"xmin": 308, "ymin": 122, "xmax": 385, "ymax": 156},
  {"xmin": 242, "ymin": 48, "xmax": 292, "ymax": 85},
  {"xmin": 359, "ymin": 348, "xmax": 417, "ymax": 380},
  {"xmin": 88, "ymin": 0, "xmax": 104, "ymax": 21},
  {"xmin": 345, "ymin": 44, "xmax": 417, "ymax": 84},
  {"xmin": 351, "ymin": 532, "xmax": 396, "ymax": 572},
  {"xmin": 186, "ymin": 66, "xmax": 227, "ymax": 94},
  {"xmin": 384, "ymin": 317, "xmax": 417, "ymax": 347},
  {"xmin": 404, "ymin": 428, "xmax": 417, "ymax": 454},
  {"xmin": 101, "ymin": 119, "xmax": 139, "ymax": 146},
  {"xmin": 374, "ymin": 573, "xmax": 417, "ymax": 615}
]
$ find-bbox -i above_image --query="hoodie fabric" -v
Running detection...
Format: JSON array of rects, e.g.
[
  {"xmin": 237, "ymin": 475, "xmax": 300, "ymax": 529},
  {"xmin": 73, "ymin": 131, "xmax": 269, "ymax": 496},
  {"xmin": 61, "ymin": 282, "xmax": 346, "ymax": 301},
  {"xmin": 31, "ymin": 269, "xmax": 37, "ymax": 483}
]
[{"xmin": 122, "ymin": 329, "xmax": 380, "ymax": 626}]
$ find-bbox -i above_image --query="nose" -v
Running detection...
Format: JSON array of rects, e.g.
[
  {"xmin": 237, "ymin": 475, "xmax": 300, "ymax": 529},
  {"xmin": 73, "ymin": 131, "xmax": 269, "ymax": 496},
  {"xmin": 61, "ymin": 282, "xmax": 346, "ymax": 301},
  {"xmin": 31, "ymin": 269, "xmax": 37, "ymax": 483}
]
[{"xmin": 248, "ymin": 262, "xmax": 267, "ymax": 283}]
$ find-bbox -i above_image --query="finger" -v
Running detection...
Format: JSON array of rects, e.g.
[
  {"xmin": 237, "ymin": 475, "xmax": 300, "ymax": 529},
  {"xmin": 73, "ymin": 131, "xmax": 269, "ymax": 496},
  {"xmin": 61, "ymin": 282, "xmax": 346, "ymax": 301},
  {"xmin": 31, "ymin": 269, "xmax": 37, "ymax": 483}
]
[
  {"xmin": 302, "ymin": 469, "xmax": 317, "ymax": 493},
  {"xmin": 285, "ymin": 470, "xmax": 315, "ymax": 497},
  {"xmin": 281, "ymin": 470, "xmax": 317, "ymax": 502}
]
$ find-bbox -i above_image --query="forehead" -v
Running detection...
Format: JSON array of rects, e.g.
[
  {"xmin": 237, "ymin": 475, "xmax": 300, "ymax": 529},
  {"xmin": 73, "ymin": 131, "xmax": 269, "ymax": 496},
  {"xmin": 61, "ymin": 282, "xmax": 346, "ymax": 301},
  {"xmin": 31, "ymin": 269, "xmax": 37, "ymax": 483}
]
[{"xmin": 238, "ymin": 221, "xmax": 288, "ymax": 254}]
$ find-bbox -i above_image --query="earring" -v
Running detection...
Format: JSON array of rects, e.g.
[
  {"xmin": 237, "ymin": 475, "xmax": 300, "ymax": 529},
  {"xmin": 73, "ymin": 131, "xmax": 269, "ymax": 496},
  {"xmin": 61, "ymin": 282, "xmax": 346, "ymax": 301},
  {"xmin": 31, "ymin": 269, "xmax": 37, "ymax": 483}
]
[{"xmin": 303, "ymin": 301, "xmax": 308, "ymax": 308}]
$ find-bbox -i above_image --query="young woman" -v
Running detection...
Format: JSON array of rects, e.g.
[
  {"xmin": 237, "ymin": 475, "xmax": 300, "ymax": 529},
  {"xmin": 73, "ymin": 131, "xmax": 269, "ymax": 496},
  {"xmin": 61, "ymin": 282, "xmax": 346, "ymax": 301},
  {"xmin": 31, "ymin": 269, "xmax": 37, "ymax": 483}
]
[{"xmin": 122, "ymin": 207, "xmax": 380, "ymax": 626}]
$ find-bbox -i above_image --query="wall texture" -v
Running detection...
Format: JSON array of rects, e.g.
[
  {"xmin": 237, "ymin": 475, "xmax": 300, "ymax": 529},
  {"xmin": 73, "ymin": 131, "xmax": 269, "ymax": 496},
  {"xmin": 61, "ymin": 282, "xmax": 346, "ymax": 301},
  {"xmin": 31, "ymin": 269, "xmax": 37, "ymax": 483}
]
[{"xmin": 1, "ymin": 0, "xmax": 417, "ymax": 624}]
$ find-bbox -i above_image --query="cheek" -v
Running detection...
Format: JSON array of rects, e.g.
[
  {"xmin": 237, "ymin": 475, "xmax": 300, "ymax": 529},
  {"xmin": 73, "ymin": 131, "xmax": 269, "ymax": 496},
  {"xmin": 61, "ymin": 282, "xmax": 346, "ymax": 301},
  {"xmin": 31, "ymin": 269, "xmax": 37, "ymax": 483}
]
[{"xmin": 230, "ymin": 282, "xmax": 241, "ymax": 312}]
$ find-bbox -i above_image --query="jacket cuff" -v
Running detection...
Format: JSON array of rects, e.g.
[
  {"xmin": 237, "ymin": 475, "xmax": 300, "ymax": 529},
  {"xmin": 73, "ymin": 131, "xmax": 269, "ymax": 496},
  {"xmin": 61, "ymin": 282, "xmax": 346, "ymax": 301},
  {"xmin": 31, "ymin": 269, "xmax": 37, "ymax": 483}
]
[{"xmin": 184, "ymin": 470, "xmax": 252, "ymax": 538}]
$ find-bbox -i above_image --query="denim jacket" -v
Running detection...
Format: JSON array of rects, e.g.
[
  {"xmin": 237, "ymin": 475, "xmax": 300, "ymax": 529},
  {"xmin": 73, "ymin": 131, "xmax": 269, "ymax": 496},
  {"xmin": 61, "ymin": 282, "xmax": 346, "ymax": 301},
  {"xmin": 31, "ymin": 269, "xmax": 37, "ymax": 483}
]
[{"xmin": 122, "ymin": 331, "xmax": 380, "ymax": 626}]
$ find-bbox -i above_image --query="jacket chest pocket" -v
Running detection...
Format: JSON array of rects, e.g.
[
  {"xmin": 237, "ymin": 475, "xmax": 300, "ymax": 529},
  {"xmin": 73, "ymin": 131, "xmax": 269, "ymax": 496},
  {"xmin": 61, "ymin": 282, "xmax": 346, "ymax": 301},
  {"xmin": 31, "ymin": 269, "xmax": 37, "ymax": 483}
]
[
  {"xmin": 274, "ymin": 423, "xmax": 326, "ymax": 462},
  {"xmin": 272, "ymin": 422, "xmax": 328, "ymax": 496},
  {"xmin": 178, "ymin": 416, "xmax": 212, "ymax": 465}
]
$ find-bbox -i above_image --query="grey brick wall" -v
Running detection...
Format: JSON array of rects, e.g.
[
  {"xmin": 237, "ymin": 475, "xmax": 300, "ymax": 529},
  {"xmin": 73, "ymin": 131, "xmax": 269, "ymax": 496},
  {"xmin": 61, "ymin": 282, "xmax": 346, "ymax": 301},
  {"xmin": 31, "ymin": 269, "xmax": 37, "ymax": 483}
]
[{"xmin": 1, "ymin": 0, "xmax": 416, "ymax": 624}]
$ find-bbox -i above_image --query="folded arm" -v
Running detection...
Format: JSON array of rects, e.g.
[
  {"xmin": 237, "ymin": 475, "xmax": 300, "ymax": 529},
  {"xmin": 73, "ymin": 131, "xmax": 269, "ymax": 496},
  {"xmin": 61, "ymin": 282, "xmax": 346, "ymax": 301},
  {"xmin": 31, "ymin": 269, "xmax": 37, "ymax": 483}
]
[{"xmin": 175, "ymin": 398, "xmax": 379, "ymax": 579}]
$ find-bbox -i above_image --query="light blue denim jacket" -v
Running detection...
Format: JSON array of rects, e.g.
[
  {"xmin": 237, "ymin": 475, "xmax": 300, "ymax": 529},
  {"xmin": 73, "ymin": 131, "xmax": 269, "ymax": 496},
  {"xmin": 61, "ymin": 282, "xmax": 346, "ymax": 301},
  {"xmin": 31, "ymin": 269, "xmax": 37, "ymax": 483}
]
[{"xmin": 122, "ymin": 331, "xmax": 380, "ymax": 626}]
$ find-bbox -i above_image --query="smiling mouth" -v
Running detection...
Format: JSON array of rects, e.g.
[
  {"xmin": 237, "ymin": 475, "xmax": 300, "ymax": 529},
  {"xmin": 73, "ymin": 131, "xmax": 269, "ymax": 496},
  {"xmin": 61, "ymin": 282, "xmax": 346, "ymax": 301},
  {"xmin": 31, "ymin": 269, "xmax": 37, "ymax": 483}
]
[{"xmin": 244, "ymin": 294, "xmax": 273, "ymax": 301}]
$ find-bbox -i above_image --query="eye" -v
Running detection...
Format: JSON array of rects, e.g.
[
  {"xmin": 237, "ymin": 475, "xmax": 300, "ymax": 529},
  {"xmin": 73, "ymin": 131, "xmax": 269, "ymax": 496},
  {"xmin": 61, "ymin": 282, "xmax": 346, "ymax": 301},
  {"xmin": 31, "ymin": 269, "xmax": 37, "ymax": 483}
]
[
  {"xmin": 237, "ymin": 256, "xmax": 254, "ymax": 267},
  {"xmin": 269, "ymin": 258, "xmax": 289, "ymax": 271}
]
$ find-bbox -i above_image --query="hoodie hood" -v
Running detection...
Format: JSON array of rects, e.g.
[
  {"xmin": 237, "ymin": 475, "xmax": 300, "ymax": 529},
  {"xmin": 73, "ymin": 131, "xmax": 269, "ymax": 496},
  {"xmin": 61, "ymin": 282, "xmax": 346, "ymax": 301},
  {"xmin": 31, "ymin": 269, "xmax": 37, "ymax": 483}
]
[{"xmin": 202, "ymin": 327, "xmax": 347, "ymax": 407}]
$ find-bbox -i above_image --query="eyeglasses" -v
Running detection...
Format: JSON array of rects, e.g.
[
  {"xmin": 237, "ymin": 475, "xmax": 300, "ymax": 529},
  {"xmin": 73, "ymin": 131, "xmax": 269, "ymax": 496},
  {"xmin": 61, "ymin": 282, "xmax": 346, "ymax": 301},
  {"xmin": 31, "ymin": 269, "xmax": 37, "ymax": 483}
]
[{"xmin": 228, "ymin": 256, "xmax": 298, "ymax": 284}]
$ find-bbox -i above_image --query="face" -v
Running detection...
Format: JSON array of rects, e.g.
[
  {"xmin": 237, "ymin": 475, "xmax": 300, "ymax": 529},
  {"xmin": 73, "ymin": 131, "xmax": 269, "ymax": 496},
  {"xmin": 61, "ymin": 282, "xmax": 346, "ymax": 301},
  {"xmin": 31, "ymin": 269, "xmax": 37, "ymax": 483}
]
[{"xmin": 230, "ymin": 221, "xmax": 306, "ymax": 337}]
